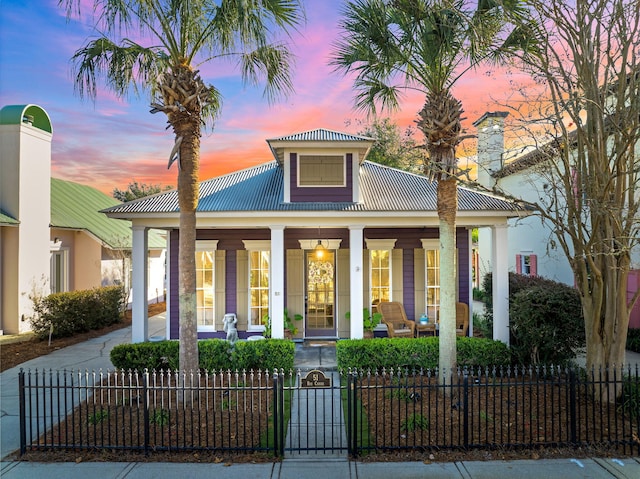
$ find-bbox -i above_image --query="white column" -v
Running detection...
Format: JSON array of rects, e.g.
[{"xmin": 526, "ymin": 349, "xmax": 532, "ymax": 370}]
[
  {"xmin": 131, "ymin": 225, "xmax": 149, "ymax": 343},
  {"xmin": 492, "ymin": 224, "xmax": 509, "ymax": 345},
  {"xmin": 349, "ymin": 225, "xmax": 365, "ymax": 339},
  {"xmin": 270, "ymin": 226, "xmax": 285, "ymax": 339}
]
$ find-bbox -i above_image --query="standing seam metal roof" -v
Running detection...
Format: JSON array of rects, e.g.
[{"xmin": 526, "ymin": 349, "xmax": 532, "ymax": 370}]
[
  {"xmin": 102, "ymin": 161, "xmax": 522, "ymax": 215},
  {"xmin": 51, "ymin": 178, "xmax": 165, "ymax": 248},
  {"xmin": 267, "ymin": 128, "xmax": 374, "ymax": 142}
]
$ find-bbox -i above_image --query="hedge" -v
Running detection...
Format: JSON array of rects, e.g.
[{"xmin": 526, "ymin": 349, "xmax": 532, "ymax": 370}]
[
  {"xmin": 30, "ymin": 286, "xmax": 125, "ymax": 339},
  {"xmin": 336, "ymin": 337, "xmax": 511, "ymax": 371},
  {"xmin": 110, "ymin": 338, "xmax": 295, "ymax": 372}
]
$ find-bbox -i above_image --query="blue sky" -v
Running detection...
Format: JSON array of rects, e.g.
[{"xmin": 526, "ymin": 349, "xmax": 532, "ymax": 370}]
[{"xmin": 0, "ymin": 0, "xmax": 519, "ymax": 194}]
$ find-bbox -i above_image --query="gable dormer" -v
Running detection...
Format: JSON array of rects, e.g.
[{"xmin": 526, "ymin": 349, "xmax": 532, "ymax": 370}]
[{"xmin": 266, "ymin": 128, "xmax": 374, "ymax": 203}]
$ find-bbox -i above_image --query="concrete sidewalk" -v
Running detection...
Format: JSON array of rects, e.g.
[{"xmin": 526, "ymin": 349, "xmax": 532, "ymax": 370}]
[
  {"xmin": 2, "ymin": 454, "xmax": 639, "ymax": 478},
  {"xmin": 1, "ymin": 323, "xmax": 639, "ymax": 478}
]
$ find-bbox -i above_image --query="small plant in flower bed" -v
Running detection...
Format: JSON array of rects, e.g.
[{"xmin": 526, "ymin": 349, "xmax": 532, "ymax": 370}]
[
  {"xmin": 110, "ymin": 338, "xmax": 294, "ymax": 372},
  {"xmin": 336, "ymin": 336, "xmax": 510, "ymax": 371}
]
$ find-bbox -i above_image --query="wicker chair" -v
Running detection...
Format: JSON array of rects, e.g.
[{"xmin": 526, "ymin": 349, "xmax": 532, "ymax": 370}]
[
  {"xmin": 378, "ymin": 301, "xmax": 416, "ymax": 338},
  {"xmin": 456, "ymin": 302, "xmax": 469, "ymax": 337}
]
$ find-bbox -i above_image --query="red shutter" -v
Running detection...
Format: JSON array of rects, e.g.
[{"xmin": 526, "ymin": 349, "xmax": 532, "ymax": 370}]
[
  {"xmin": 516, "ymin": 254, "xmax": 522, "ymax": 274},
  {"xmin": 530, "ymin": 254, "xmax": 537, "ymax": 276}
]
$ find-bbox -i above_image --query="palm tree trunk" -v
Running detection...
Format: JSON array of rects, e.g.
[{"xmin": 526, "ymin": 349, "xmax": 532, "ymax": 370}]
[
  {"xmin": 438, "ymin": 177, "xmax": 458, "ymax": 386},
  {"xmin": 177, "ymin": 127, "xmax": 200, "ymax": 375}
]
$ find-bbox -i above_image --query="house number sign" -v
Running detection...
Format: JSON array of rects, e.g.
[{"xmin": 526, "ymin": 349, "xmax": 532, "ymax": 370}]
[{"xmin": 301, "ymin": 369, "xmax": 331, "ymax": 388}]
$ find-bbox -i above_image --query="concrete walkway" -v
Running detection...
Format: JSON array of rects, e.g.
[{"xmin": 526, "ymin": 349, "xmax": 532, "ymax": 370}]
[{"xmin": 1, "ymin": 322, "xmax": 639, "ymax": 478}]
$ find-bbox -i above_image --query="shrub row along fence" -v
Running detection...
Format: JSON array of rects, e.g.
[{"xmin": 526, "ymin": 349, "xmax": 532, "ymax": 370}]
[{"xmin": 18, "ymin": 365, "xmax": 640, "ymax": 457}]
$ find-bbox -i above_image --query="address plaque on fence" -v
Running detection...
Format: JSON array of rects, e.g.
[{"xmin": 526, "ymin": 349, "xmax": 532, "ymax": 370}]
[{"xmin": 301, "ymin": 369, "xmax": 331, "ymax": 388}]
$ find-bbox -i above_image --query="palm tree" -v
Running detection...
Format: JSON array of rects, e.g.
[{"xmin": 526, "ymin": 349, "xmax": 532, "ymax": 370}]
[
  {"xmin": 332, "ymin": 0, "xmax": 531, "ymax": 383},
  {"xmin": 60, "ymin": 0, "xmax": 303, "ymax": 374}
]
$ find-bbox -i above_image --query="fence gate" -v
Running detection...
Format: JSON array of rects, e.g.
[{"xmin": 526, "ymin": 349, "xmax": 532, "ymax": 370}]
[{"xmin": 274, "ymin": 369, "xmax": 353, "ymax": 457}]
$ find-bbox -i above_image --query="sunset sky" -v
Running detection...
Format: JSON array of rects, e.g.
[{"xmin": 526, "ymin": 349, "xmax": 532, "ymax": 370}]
[{"xmin": 0, "ymin": 0, "xmax": 531, "ymax": 195}]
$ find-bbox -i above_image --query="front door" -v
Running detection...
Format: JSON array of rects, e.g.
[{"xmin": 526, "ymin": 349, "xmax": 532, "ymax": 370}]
[{"xmin": 305, "ymin": 250, "xmax": 336, "ymax": 338}]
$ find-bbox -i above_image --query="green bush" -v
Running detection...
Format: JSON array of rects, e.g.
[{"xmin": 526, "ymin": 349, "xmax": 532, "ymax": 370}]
[
  {"xmin": 481, "ymin": 272, "xmax": 561, "ymax": 331},
  {"xmin": 30, "ymin": 286, "xmax": 125, "ymax": 339},
  {"xmin": 110, "ymin": 341, "xmax": 179, "ymax": 371},
  {"xmin": 509, "ymin": 284, "xmax": 584, "ymax": 365},
  {"xmin": 627, "ymin": 329, "xmax": 640, "ymax": 353},
  {"xmin": 336, "ymin": 337, "xmax": 510, "ymax": 371},
  {"xmin": 233, "ymin": 339, "xmax": 295, "ymax": 372},
  {"xmin": 110, "ymin": 338, "xmax": 294, "ymax": 372}
]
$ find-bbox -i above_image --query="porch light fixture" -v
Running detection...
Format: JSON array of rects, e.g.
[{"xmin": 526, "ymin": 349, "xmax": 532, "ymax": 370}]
[{"xmin": 314, "ymin": 240, "xmax": 326, "ymax": 259}]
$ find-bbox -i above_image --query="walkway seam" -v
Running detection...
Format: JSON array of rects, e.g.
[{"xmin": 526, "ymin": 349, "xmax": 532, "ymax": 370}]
[{"xmin": 114, "ymin": 462, "xmax": 136, "ymax": 478}]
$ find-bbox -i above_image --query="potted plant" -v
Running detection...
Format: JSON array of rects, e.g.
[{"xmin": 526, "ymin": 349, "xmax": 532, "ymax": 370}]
[
  {"xmin": 284, "ymin": 308, "xmax": 303, "ymax": 339},
  {"xmin": 262, "ymin": 309, "xmax": 302, "ymax": 339},
  {"xmin": 346, "ymin": 308, "xmax": 382, "ymax": 339}
]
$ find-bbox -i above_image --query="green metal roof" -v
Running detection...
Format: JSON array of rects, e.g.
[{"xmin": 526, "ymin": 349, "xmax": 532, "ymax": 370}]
[
  {"xmin": 0, "ymin": 209, "xmax": 19, "ymax": 225},
  {"xmin": 51, "ymin": 178, "xmax": 165, "ymax": 249},
  {"xmin": 0, "ymin": 104, "xmax": 52, "ymax": 133}
]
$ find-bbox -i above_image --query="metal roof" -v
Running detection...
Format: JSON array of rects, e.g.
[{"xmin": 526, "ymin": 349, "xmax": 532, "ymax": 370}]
[
  {"xmin": 103, "ymin": 161, "xmax": 522, "ymax": 215},
  {"xmin": 51, "ymin": 178, "xmax": 165, "ymax": 249},
  {"xmin": 267, "ymin": 128, "xmax": 374, "ymax": 142},
  {"xmin": 0, "ymin": 209, "xmax": 19, "ymax": 225}
]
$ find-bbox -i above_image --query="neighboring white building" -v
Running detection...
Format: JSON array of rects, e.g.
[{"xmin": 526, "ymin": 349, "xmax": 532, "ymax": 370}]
[
  {"xmin": 0, "ymin": 104, "xmax": 166, "ymax": 335},
  {"xmin": 475, "ymin": 111, "xmax": 640, "ymax": 327}
]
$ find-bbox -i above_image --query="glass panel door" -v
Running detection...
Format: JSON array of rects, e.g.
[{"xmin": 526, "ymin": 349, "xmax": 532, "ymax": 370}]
[{"xmin": 305, "ymin": 250, "xmax": 336, "ymax": 337}]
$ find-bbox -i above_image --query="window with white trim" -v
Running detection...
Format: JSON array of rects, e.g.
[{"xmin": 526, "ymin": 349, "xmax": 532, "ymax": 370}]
[
  {"xmin": 196, "ymin": 241, "xmax": 218, "ymax": 330},
  {"xmin": 366, "ymin": 239, "xmax": 396, "ymax": 311},
  {"xmin": 298, "ymin": 155, "xmax": 345, "ymax": 186},
  {"xmin": 516, "ymin": 253, "xmax": 537, "ymax": 276},
  {"xmin": 244, "ymin": 240, "xmax": 271, "ymax": 330}
]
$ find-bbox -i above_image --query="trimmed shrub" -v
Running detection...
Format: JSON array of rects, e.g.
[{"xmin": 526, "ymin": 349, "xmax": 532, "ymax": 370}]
[
  {"xmin": 30, "ymin": 286, "xmax": 125, "ymax": 339},
  {"xmin": 110, "ymin": 341, "xmax": 179, "ymax": 371},
  {"xmin": 233, "ymin": 339, "xmax": 295, "ymax": 372},
  {"xmin": 336, "ymin": 337, "xmax": 510, "ymax": 371},
  {"xmin": 110, "ymin": 338, "xmax": 295, "ymax": 372},
  {"xmin": 509, "ymin": 284, "xmax": 584, "ymax": 365}
]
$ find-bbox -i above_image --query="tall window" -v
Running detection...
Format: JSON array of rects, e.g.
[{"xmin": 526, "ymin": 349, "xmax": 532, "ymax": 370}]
[
  {"xmin": 422, "ymin": 240, "xmax": 441, "ymax": 321},
  {"xmin": 366, "ymin": 239, "xmax": 396, "ymax": 312},
  {"xmin": 370, "ymin": 249, "xmax": 391, "ymax": 307},
  {"xmin": 249, "ymin": 250, "xmax": 270, "ymax": 328},
  {"xmin": 195, "ymin": 241, "xmax": 218, "ymax": 330}
]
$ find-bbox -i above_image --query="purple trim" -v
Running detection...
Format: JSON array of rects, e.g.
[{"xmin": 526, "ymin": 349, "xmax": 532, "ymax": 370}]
[
  {"xmin": 289, "ymin": 152, "xmax": 353, "ymax": 202},
  {"xmin": 456, "ymin": 228, "xmax": 470, "ymax": 306}
]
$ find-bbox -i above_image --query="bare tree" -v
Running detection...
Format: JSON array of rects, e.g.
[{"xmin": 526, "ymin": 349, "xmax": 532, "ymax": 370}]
[{"xmin": 502, "ymin": 0, "xmax": 640, "ymax": 400}]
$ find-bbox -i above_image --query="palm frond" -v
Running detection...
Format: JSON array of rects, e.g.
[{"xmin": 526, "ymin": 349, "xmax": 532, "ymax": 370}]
[
  {"xmin": 240, "ymin": 43, "xmax": 295, "ymax": 103},
  {"xmin": 71, "ymin": 37, "xmax": 164, "ymax": 100}
]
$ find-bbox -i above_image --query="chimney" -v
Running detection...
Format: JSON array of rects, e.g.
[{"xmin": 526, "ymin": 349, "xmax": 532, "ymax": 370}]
[{"xmin": 473, "ymin": 111, "xmax": 508, "ymax": 188}]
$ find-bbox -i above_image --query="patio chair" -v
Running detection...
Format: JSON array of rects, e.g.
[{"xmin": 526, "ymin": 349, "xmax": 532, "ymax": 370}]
[
  {"xmin": 378, "ymin": 301, "xmax": 416, "ymax": 338},
  {"xmin": 456, "ymin": 302, "xmax": 469, "ymax": 337}
]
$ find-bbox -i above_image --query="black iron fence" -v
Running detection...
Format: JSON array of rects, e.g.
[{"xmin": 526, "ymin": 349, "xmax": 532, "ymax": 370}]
[
  {"xmin": 350, "ymin": 365, "xmax": 640, "ymax": 456},
  {"xmin": 18, "ymin": 365, "xmax": 640, "ymax": 457}
]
